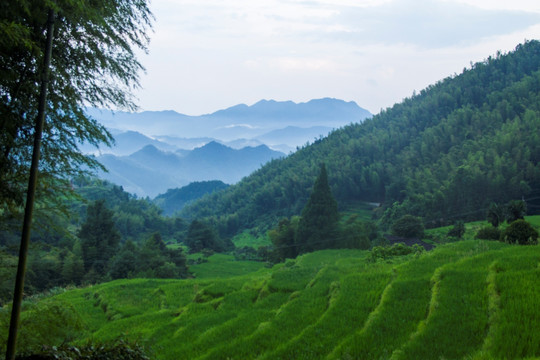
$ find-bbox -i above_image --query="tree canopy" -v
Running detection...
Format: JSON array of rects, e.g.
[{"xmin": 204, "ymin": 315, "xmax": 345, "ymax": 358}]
[
  {"xmin": 0, "ymin": 0, "xmax": 152, "ymax": 216},
  {"xmin": 185, "ymin": 220, "xmax": 225, "ymax": 254},
  {"xmin": 78, "ymin": 200, "xmax": 120, "ymax": 275}
]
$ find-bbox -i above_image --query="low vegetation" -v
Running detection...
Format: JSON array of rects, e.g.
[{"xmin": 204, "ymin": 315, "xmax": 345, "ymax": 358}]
[{"xmin": 1, "ymin": 225, "xmax": 539, "ymax": 359}]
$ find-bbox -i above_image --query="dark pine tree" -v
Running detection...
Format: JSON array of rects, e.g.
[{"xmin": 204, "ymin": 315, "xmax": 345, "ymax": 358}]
[
  {"xmin": 296, "ymin": 163, "xmax": 339, "ymax": 253},
  {"xmin": 268, "ymin": 217, "xmax": 299, "ymax": 261},
  {"xmin": 78, "ymin": 200, "xmax": 120, "ymax": 275},
  {"xmin": 185, "ymin": 220, "xmax": 223, "ymax": 253}
]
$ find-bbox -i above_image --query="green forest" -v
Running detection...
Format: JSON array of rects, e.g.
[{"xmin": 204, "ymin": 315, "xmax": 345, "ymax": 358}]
[{"xmin": 0, "ymin": 179, "xmax": 191, "ymax": 304}]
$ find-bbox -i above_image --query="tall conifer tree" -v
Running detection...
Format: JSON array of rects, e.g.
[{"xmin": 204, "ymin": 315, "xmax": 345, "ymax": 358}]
[
  {"xmin": 78, "ymin": 200, "xmax": 120, "ymax": 275},
  {"xmin": 296, "ymin": 163, "xmax": 339, "ymax": 253}
]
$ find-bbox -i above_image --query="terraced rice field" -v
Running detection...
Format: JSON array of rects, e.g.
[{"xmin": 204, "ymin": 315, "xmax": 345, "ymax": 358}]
[{"xmin": 2, "ymin": 239, "xmax": 539, "ymax": 359}]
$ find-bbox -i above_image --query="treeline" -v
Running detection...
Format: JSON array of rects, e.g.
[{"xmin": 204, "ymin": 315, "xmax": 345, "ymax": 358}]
[
  {"xmin": 181, "ymin": 40, "xmax": 540, "ymax": 235},
  {"xmin": 0, "ymin": 179, "xmax": 190, "ymax": 304}
]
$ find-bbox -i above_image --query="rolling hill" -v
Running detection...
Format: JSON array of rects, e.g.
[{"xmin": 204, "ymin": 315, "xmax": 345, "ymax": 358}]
[{"xmin": 153, "ymin": 181, "xmax": 229, "ymax": 216}]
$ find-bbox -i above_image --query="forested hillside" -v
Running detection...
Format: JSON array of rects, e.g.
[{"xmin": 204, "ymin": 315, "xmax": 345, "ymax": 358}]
[
  {"xmin": 0, "ymin": 178, "xmax": 190, "ymax": 304},
  {"xmin": 153, "ymin": 181, "xmax": 229, "ymax": 216},
  {"xmin": 181, "ymin": 41, "xmax": 540, "ymax": 235}
]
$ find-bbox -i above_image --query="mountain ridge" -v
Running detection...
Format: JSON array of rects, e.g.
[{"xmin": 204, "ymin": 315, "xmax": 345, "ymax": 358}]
[
  {"xmin": 208, "ymin": 98, "xmax": 368, "ymax": 120},
  {"xmin": 96, "ymin": 142, "xmax": 284, "ymax": 198},
  {"xmin": 85, "ymin": 98, "xmax": 372, "ymax": 144}
]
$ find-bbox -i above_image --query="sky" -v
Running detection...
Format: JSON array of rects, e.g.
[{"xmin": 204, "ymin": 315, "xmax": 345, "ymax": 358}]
[{"xmin": 132, "ymin": 0, "xmax": 540, "ymax": 115}]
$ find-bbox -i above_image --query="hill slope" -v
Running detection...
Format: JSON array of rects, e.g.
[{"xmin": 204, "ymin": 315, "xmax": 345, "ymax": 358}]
[
  {"xmin": 153, "ymin": 181, "xmax": 229, "ymax": 216},
  {"xmin": 5, "ymin": 239, "xmax": 539, "ymax": 359},
  {"xmin": 181, "ymin": 40, "xmax": 540, "ymax": 234}
]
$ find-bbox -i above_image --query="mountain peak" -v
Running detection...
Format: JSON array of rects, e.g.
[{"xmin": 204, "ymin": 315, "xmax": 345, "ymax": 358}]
[
  {"xmin": 133, "ymin": 144, "xmax": 160, "ymax": 155},
  {"xmin": 87, "ymin": 98, "xmax": 372, "ymax": 142},
  {"xmin": 199, "ymin": 141, "xmax": 228, "ymax": 150},
  {"xmin": 208, "ymin": 98, "xmax": 370, "ymax": 122}
]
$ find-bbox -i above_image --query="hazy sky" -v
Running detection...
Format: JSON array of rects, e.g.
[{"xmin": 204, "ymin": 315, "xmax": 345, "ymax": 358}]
[{"xmin": 133, "ymin": 0, "xmax": 540, "ymax": 115}]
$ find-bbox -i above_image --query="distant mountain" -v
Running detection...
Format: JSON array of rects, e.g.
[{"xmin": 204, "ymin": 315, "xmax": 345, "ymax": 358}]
[
  {"xmin": 210, "ymin": 98, "xmax": 368, "ymax": 123},
  {"xmin": 153, "ymin": 181, "xmax": 229, "ymax": 216},
  {"xmin": 153, "ymin": 136, "xmax": 215, "ymax": 150},
  {"xmin": 86, "ymin": 98, "xmax": 370, "ymax": 197},
  {"xmin": 78, "ymin": 130, "xmax": 178, "ymax": 156},
  {"xmin": 86, "ymin": 98, "xmax": 372, "ymax": 144},
  {"xmin": 107, "ymin": 131, "xmax": 176, "ymax": 155},
  {"xmin": 85, "ymin": 108, "xmax": 194, "ymax": 137},
  {"xmin": 181, "ymin": 142, "xmax": 284, "ymax": 183},
  {"xmin": 96, "ymin": 151, "xmax": 182, "ymax": 198},
  {"xmin": 96, "ymin": 142, "xmax": 284, "ymax": 198},
  {"xmin": 221, "ymin": 138, "xmax": 265, "ymax": 150}
]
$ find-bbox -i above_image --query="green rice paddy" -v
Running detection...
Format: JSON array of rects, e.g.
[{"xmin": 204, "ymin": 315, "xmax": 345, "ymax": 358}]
[{"xmin": 1, "ymin": 221, "xmax": 539, "ymax": 359}]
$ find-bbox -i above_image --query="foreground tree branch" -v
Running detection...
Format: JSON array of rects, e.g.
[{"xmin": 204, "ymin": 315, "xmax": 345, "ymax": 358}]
[{"xmin": 1, "ymin": 0, "xmax": 152, "ymax": 357}]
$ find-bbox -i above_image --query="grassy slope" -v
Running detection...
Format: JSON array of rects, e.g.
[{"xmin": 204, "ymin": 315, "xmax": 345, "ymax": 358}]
[
  {"xmin": 189, "ymin": 253, "xmax": 269, "ymax": 279},
  {"xmin": 2, "ymin": 223, "xmax": 540, "ymax": 359}
]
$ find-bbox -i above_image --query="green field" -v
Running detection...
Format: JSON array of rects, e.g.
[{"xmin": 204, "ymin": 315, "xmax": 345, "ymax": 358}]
[
  {"xmin": 1, "ymin": 237, "xmax": 539, "ymax": 359},
  {"xmin": 189, "ymin": 253, "xmax": 270, "ymax": 279},
  {"xmin": 231, "ymin": 231, "xmax": 272, "ymax": 248}
]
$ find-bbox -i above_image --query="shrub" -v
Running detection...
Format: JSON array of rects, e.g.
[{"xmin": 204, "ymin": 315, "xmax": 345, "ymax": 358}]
[
  {"xmin": 505, "ymin": 200, "xmax": 527, "ymax": 223},
  {"xmin": 391, "ymin": 215, "xmax": 424, "ymax": 238},
  {"xmin": 370, "ymin": 243, "xmax": 424, "ymax": 261},
  {"xmin": 475, "ymin": 226, "xmax": 502, "ymax": 240},
  {"xmin": 447, "ymin": 221, "xmax": 465, "ymax": 238},
  {"xmin": 16, "ymin": 340, "xmax": 151, "ymax": 360},
  {"xmin": 500, "ymin": 220, "xmax": 539, "ymax": 245}
]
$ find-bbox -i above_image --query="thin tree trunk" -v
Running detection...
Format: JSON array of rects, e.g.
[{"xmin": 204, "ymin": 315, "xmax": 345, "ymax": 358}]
[{"xmin": 5, "ymin": 9, "xmax": 55, "ymax": 360}]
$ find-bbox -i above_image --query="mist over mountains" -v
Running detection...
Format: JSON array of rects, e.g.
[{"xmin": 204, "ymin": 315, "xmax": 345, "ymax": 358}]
[
  {"xmin": 86, "ymin": 98, "xmax": 371, "ymax": 154},
  {"xmin": 84, "ymin": 98, "xmax": 371, "ymax": 198},
  {"xmin": 96, "ymin": 142, "xmax": 284, "ymax": 198},
  {"xmin": 82, "ymin": 98, "xmax": 371, "ymax": 197}
]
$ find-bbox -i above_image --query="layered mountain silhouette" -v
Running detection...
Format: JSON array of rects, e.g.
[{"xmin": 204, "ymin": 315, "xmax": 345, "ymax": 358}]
[
  {"xmin": 96, "ymin": 142, "xmax": 284, "ymax": 198},
  {"xmin": 86, "ymin": 98, "xmax": 371, "ymax": 153},
  {"xmin": 85, "ymin": 98, "xmax": 371, "ymax": 198}
]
